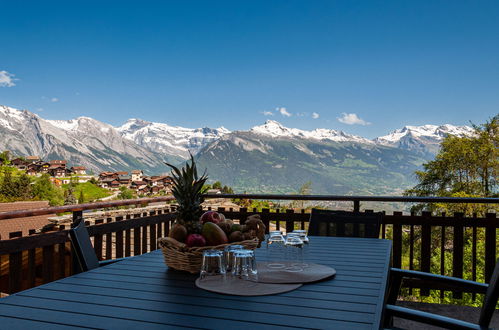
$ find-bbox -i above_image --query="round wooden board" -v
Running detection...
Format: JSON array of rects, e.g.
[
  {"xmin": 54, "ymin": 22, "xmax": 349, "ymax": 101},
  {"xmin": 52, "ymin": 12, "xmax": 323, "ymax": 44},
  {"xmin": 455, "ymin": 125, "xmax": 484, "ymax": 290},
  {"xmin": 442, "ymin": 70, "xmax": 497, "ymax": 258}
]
[
  {"xmin": 195, "ymin": 276, "xmax": 302, "ymax": 296},
  {"xmin": 256, "ymin": 262, "xmax": 336, "ymax": 284}
]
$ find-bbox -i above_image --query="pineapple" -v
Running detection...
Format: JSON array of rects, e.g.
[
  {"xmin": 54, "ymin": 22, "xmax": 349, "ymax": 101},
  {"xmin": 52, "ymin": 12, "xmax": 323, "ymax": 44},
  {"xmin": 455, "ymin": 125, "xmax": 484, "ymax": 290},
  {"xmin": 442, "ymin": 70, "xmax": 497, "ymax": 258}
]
[{"xmin": 165, "ymin": 154, "xmax": 208, "ymax": 234}]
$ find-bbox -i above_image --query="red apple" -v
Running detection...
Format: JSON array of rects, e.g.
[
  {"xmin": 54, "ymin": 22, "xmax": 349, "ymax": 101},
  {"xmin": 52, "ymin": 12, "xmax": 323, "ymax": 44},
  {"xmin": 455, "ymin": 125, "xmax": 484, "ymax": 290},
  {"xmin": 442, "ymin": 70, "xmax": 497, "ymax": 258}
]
[
  {"xmin": 185, "ymin": 234, "xmax": 206, "ymax": 247},
  {"xmin": 200, "ymin": 211, "xmax": 222, "ymax": 224}
]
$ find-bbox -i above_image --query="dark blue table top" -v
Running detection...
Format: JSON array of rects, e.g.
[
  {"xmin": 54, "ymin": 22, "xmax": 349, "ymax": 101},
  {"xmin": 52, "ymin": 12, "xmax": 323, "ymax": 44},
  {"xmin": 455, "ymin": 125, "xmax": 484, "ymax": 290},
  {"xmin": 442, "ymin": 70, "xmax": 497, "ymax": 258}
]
[{"xmin": 0, "ymin": 236, "xmax": 392, "ymax": 329}]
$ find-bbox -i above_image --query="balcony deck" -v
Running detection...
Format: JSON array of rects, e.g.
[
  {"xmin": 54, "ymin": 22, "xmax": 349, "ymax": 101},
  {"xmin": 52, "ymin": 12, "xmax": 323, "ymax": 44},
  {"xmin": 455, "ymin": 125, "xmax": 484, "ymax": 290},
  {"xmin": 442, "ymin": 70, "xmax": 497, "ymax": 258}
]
[{"xmin": 0, "ymin": 194, "xmax": 498, "ymax": 328}]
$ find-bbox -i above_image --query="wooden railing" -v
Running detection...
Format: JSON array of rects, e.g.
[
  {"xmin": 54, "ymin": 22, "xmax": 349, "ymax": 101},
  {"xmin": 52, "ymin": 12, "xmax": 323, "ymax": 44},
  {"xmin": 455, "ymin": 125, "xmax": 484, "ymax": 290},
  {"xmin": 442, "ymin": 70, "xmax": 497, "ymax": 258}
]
[{"xmin": 1, "ymin": 194, "xmax": 498, "ymax": 300}]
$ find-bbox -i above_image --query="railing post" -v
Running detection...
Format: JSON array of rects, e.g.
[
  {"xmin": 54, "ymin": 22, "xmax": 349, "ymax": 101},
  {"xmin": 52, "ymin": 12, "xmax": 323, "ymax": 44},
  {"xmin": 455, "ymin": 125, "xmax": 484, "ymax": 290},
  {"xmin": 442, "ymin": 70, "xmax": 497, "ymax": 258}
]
[
  {"xmin": 8, "ymin": 231, "xmax": 22, "ymax": 293},
  {"xmin": 420, "ymin": 211, "xmax": 432, "ymax": 296},
  {"xmin": 485, "ymin": 213, "xmax": 497, "ymax": 283},
  {"xmin": 286, "ymin": 209, "xmax": 295, "ymax": 233},
  {"xmin": 72, "ymin": 210, "xmax": 83, "ymax": 227},
  {"xmin": 261, "ymin": 208, "xmax": 270, "ymax": 234},
  {"xmin": 392, "ymin": 212, "xmax": 403, "ymax": 269},
  {"xmin": 353, "ymin": 200, "xmax": 360, "ymax": 212},
  {"xmin": 452, "ymin": 212, "xmax": 464, "ymax": 299}
]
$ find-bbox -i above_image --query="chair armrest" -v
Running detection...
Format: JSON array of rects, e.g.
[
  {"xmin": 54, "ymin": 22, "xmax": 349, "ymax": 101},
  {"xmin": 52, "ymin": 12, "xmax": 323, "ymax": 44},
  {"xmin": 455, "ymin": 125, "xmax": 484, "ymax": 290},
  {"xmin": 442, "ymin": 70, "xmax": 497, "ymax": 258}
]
[
  {"xmin": 385, "ymin": 304, "xmax": 482, "ymax": 330},
  {"xmin": 391, "ymin": 268, "xmax": 488, "ymax": 294},
  {"xmin": 99, "ymin": 257, "xmax": 129, "ymax": 267}
]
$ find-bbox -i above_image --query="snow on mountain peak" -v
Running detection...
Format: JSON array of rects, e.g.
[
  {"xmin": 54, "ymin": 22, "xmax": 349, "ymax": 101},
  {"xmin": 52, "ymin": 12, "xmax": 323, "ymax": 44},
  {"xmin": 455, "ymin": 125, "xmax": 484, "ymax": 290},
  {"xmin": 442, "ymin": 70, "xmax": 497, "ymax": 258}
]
[
  {"xmin": 376, "ymin": 124, "xmax": 473, "ymax": 144},
  {"xmin": 117, "ymin": 118, "xmax": 231, "ymax": 158},
  {"xmin": 250, "ymin": 120, "xmax": 372, "ymax": 143}
]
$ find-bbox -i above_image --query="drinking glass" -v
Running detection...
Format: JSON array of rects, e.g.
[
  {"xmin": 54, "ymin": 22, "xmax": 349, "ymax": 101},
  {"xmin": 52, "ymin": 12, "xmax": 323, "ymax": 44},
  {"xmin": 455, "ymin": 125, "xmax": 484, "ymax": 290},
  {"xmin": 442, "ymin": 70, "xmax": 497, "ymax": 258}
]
[
  {"xmin": 292, "ymin": 230, "xmax": 310, "ymax": 264},
  {"xmin": 266, "ymin": 234, "xmax": 286, "ymax": 269},
  {"xmin": 223, "ymin": 245, "xmax": 244, "ymax": 272},
  {"xmin": 231, "ymin": 249, "xmax": 258, "ymax": 282},
  {"xmin": 269, "ymin": 230, "xmax": 283, "ymax": 237},
  {"xmin": 292, "ymin": 230, "xmax": 309, "ymax": 244},
  {"xmin": 200, "ymin": 250, "xmax": 226, "ymax": 281},
  {"xmin": 284, "ymin": 235, "xmax": 304, "ymax": 272}
]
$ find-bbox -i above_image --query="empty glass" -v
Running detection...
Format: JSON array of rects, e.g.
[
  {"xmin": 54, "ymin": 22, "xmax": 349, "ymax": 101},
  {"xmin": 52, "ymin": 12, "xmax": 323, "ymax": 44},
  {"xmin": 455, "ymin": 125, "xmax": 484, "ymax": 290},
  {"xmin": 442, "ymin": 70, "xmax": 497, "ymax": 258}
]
[
  {"xmin": 223, "ymin": 245, "xmax": 244, "ymax": 272},
  {"xmin": 266, "ymin": 234, "xmax": 286, "ymax": 269},
  {"xmin": 231, "ymin": 249, "xmax": 258, "ymax": 282},
  {"xmin": 269, "ymin": 230, "xmax": 283, "ymax": 237},
  {"xmin": 285, "ymin": 235, "xmax": 304, "ymax": 272},
  {"xmin": 200, "ymin": 250, "xmax": 226, "ymax": 281},
  {"xmin": 292, "ymin": 230, "xmax": 309, "ymax": 244}
]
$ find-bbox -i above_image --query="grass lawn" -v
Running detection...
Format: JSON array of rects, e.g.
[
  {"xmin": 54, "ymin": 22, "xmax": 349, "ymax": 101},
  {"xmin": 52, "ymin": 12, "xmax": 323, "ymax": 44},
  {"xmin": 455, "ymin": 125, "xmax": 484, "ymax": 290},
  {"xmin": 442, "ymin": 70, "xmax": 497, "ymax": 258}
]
[{"xmin": 63, "ymin": 182, "xmax": 111, "ymax": 202}]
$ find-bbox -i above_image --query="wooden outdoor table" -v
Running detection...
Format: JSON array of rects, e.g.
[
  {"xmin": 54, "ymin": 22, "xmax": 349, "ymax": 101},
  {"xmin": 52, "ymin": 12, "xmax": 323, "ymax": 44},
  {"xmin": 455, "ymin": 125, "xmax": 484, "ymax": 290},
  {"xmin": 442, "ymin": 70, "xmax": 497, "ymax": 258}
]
[{"xmin": 0, "ymin": 236, "xmax": 392, "ymax": 329}]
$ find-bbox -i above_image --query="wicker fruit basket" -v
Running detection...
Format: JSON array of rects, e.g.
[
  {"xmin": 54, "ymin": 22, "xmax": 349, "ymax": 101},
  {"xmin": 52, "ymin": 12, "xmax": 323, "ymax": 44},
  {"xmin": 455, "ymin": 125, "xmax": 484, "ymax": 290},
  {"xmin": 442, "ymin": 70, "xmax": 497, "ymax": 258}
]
[{"xmin": 158, "ymin": 236, "xmax": 259, "ymax": 274}]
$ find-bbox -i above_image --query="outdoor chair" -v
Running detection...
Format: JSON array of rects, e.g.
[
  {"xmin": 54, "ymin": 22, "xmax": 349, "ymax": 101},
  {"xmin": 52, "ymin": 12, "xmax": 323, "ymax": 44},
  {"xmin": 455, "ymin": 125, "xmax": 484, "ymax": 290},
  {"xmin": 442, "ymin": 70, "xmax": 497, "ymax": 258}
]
[
  {"xmin": 69, "ymin": 219, "xmax": 128, "ymax": 272},
  {"xmin": 308, "ymin": 209, "xmax": 382, "ymax": 238},
  {"xmin": 384, "ymin": 261, "xmax": 499, "ymax": 329}
]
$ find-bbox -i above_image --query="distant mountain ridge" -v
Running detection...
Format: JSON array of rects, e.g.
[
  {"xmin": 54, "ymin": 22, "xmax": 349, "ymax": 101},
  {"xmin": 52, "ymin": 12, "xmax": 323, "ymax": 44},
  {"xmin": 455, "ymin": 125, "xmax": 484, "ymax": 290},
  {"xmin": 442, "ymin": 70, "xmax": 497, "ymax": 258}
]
[
  {"xmin": 0, "ymin": 104, "xmax": 474, "ymax": 194},
  {"xmin": 374, "ymin": 124, "xmax": 474, "ymax": 157},
  {"xmin": 0, "ymin": 105, "xmax": 170, "ymax": 174},
  {"xmin": 117, "ymin": 118, "xmax": 230, "ymax": 158}
]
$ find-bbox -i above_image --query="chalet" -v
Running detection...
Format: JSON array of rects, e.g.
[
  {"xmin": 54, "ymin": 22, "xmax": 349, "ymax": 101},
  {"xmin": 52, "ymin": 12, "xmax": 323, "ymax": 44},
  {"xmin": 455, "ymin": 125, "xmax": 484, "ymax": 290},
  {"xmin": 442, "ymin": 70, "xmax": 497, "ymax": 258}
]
[
  {"xmin": 150, "ymin": 186, "xmax": 161, "ymax": 194},
  {"xmin": 48, "ymin": 165, "xmax": 66, "ymax": 178},
  {"xmin": 71, "ymin": 166, "xmax": 86, "ymax": 175},
  {"xmin": 138, "ymin": 186, "xmax": 150, "ymax": 194},
  {"xmin": 131, "ymin": 180, "xmax": 147, "ymax": 190},
  {"xmin": 11, "ymin": 158, "xmax": 28, "ymax": 170},
  {"xmin": 49, "ymin": 160, "xmax": 67, "ymax": 167},
  {"xmin": 109, "ymin": 180, "xmax": 121, "ymax": 189},
  {"xmin": 49, "ymin": 177, "xmax": 62, "ymax": 187},
  {"xmin": 118, "ymin": 174, "xmax": 132, "ymax": 186},
  {"xmin": 131, "ymin": 170, "xmax": 143, "ymax": 182},
  {"xmin": 99, "ymin": 172, "xmax": 118, "ymax": 182},
  {"xmin": 38, "ymin": 162, "xmax": 50, "ymax": 174},
  {"xmin": 99, "ymin": 177, "xmax": 115, "ymax": 189},
  {"xmin": 26, "ymin": 156, "xmax": 40, "ymax": 163},
  {"xmin": 26, "ymin": 165, "xmax": 38, "ymax": 176},
  {"xmin": 146, "ymin": 176, "xmax": 163, "ymax": 187},
  {"xmin": 115, "ymin": 171, "xmax": 128, "ymax": 176}
]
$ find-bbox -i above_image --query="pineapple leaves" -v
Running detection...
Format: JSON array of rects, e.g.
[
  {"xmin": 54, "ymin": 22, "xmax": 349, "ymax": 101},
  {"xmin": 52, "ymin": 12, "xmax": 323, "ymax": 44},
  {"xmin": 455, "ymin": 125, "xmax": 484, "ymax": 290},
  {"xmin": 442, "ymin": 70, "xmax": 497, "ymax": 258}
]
[{"xmin": 164, "ymin": 153, "xmax": 208, "ymax": 225}]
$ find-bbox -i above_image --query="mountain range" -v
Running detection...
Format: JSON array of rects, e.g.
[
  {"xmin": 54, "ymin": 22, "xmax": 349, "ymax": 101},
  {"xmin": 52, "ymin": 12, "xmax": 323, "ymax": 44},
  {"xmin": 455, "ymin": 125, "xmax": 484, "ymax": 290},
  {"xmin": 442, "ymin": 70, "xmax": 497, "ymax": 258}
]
[{"xmin": 0, "ymin": 104, "xmax": 473, "ymax": 194}]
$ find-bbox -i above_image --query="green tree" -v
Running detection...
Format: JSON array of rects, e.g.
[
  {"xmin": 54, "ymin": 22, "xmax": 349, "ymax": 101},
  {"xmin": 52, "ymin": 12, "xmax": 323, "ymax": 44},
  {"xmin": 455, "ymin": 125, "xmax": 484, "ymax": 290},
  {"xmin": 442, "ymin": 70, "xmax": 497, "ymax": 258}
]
[
  {"xmin": 78, "ymin": 190, "xmax": 85, "ymax": 204},
  {"xmin": 32, "ymin": 174, "xmax": 64, "ymax": 206},
  {"xmin": 212, "ymin": 181, "xmax": 222, "ymax": 189},
  {"xmin": 221, "ymin": 185, "xmax": 234, "ymax": 194},
  {"xmin": 118, "ymin": 186, "xmax": 134, "ymax": 200},
  {"xmin": 405, "ymin": 116, "xmax": 498, "ymax": 215},
  {"xmin": 64, "ymin": 185, "xmax": 77, "ymax": 205},
  {"xmin": 0, "ymin": 167, "xmax": 16, "ymax": 198},
  {"xmin": 15, "ymin": 173, "xmax": 32, "ymax": 199},
  {"xmin": 0, "ymin": 151, "xmax": 10, "ymax": 165}
]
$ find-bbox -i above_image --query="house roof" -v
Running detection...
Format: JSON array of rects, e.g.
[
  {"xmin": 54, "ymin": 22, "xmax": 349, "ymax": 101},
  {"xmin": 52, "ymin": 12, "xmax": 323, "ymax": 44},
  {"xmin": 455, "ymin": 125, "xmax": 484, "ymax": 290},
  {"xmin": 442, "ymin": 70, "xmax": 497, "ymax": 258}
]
[
  {"xmin": 49, "ymin": 160, "xmax": 67, "ymax": 165},
  {"xmin": 131, "ymin": 170, "xmax": 142, "ymax": 174},
  {"xmin": 71, "ymin": 166, "xmax": 86, "ymax": 170},
  {"xmin": 132, "ymin": 180, "xmax": 147, "ymax": 185}
]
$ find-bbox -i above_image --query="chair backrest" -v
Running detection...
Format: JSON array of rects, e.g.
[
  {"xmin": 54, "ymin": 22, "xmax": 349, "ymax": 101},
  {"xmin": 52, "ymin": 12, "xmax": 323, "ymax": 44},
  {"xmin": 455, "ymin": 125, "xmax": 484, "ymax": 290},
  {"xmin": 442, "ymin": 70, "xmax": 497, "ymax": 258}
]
[
  {"xmin": 69, "ymin": 219, "xmax": 100, "ymax": 272},
  {"xmin": 308, "ymin": 209, "xmax": 382, "ymax": 238},
  {"xmin": 479, "ymin": 259, "xmax": 499, "ymax": 327}
]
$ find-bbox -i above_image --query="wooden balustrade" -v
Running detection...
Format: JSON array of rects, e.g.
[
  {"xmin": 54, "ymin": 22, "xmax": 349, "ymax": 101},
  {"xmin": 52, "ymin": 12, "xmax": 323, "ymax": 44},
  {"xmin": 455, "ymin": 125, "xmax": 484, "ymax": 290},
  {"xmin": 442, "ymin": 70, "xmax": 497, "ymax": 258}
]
[
  {"xmin": 0, "ymin": 208, "xmax": 176, "ymax": 295},
  {"xmin": 0, "ymin": 194, "xmax": 498, "ymax": 303}
]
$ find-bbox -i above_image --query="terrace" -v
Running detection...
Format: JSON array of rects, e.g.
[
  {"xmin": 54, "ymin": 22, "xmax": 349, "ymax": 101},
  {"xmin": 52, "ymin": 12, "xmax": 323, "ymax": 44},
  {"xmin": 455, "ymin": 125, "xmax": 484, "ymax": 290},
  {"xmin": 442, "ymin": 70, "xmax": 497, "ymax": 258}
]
[{"xmin": 0, "ymin": 194, "xmax": 498, "ymax": 328}]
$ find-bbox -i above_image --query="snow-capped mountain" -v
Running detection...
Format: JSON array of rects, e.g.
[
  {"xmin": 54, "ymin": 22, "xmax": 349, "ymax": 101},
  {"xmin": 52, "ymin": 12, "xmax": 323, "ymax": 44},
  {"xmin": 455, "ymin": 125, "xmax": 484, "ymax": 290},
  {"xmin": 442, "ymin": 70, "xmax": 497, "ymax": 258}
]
[
  {"xmin": 118, "ymin": 119, "xmax": 230, "ymax": 158},
  {"xmin": 250, "ymin": 120, "xmax": 373, "ymax": 144},
  {"xmin": 374, "ymin": 124, "xmax": 474, "ymax": 156},
  {"xmin": 0, "ymin": 105, "xmax": 168, "ymax": 174},
  {"xmin": 0, "ymin": 103, "xmax": 476, "ymax": 186}
]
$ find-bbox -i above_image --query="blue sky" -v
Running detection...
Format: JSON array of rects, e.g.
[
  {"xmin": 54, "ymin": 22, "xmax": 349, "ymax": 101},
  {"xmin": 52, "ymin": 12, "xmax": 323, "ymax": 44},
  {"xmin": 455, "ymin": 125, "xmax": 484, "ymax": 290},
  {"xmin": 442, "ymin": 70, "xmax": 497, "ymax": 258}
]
[{"xmin": 0, "ymin": 1, "xmax": 498, "ymax": 138}]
